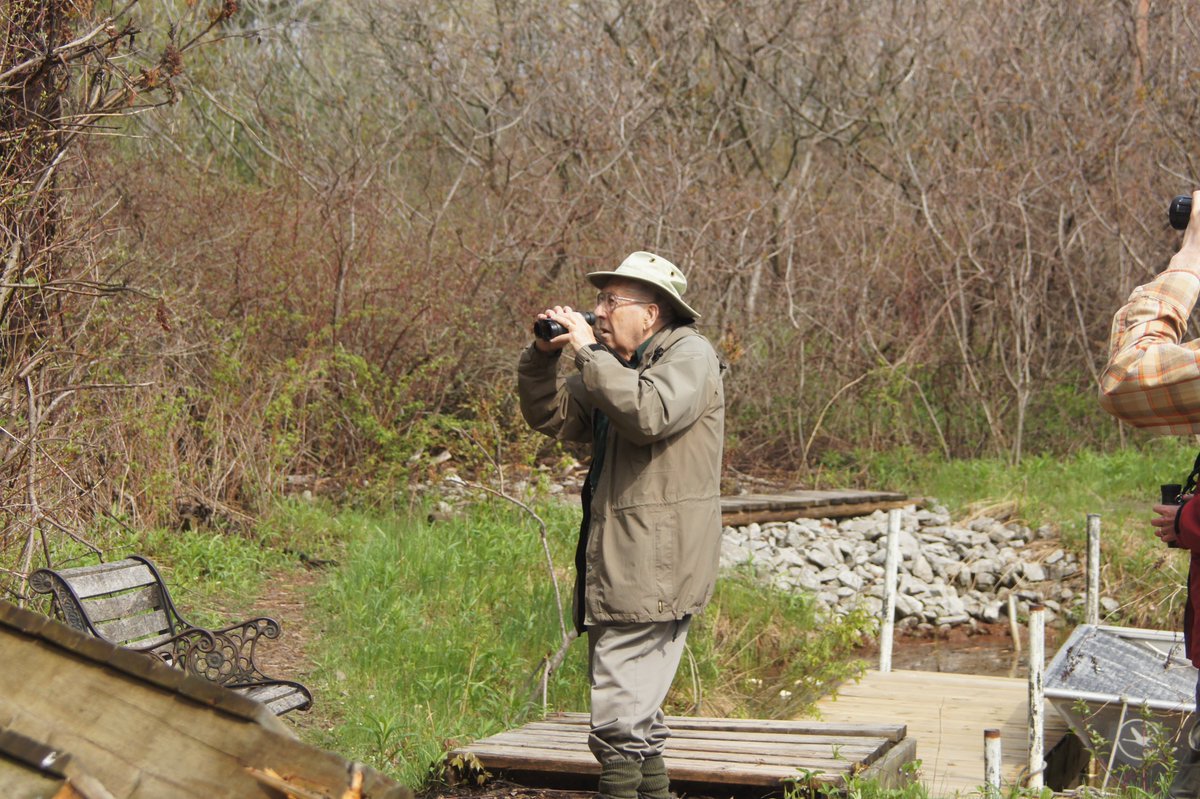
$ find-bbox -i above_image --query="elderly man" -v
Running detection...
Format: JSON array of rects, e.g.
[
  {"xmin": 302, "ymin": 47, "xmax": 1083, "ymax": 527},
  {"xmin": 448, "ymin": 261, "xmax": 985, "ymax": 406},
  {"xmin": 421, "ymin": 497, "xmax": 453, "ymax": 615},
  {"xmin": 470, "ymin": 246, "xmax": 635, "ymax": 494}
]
[
  {"xmin": 1101, "ymin": 191, "xmax": 1200, "ymax": 797},
  {"xmin": 517, "ymin": 251, "xmax": 725, "ymax": 799}
]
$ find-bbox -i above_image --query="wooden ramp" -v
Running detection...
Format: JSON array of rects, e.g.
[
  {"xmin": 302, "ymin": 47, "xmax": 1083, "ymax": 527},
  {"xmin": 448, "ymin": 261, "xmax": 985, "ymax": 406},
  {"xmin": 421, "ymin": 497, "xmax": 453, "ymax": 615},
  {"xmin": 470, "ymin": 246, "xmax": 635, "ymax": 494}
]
[
  {"xmin": 721, "ymin": 490, "xmax": 909, "ymax": 525},
  {"xmin": 814, "ymin": 670, "xmax": 1072, "ymax": 798},
  {"xmin": 448, "ymin": 712, "xmax": 916, "ymax": 796}
]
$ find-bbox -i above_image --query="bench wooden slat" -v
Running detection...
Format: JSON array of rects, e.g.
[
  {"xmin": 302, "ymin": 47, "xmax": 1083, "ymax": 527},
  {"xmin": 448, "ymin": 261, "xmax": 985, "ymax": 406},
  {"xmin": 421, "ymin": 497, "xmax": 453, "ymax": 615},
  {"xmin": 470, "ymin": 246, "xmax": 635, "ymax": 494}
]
[
  {"xmin": 236, "ymin": 684, "xmax": 309, "ymax": 715},
  {"xmin": 81, "ymin": 586, "xmax": 162, "ymax": 624},
  {"xmin": 95, "ymin": 610, "xmax": 173, "ymax": 647},
  {"xmin": 66, "ymin": 563, "xmax": 157, "ymax": 600}
]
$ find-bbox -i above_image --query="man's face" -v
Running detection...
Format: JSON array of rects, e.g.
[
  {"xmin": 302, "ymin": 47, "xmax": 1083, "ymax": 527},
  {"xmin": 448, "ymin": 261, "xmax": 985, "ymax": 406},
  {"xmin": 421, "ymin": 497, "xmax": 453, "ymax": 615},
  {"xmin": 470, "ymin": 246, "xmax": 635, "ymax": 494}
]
[{"xmin": 593, "ymin": 278, "xmax": 657, "ymax": 360}]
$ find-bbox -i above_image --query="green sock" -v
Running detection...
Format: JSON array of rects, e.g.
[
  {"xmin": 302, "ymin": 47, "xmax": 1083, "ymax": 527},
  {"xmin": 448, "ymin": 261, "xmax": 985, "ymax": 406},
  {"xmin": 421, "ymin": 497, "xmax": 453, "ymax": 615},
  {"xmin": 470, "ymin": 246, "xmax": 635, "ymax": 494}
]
[
  {"xmin": 598, "ymin": 758, "xmax": 642, "ymax": 799},
  {"xmin": 638, "ymin": 755, "xmax": 670, "ymax": 799}
]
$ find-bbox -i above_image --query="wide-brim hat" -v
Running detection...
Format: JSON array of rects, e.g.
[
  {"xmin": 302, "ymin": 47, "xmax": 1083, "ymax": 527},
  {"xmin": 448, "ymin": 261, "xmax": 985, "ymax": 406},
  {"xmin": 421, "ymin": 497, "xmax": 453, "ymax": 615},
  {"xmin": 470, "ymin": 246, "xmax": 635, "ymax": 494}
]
[{"xmin": 587, "ymin": 251, "xmax": 700, "ymax": 321}]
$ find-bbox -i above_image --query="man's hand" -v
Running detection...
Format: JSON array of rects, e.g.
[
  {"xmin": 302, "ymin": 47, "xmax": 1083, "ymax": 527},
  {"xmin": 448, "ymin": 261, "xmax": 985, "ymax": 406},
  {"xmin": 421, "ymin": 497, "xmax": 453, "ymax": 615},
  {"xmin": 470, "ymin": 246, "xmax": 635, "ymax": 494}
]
[
  {"xmin": 1170, "ymin": 189, "xmax": 1200, "ymax": 269},
  {"xmin": 533, "ymin": 305, "xmax": 598, "ymax": 354},
  {"xmin": 1151, "ymin": 495, "xmax": 1191, "ymax": 545}
]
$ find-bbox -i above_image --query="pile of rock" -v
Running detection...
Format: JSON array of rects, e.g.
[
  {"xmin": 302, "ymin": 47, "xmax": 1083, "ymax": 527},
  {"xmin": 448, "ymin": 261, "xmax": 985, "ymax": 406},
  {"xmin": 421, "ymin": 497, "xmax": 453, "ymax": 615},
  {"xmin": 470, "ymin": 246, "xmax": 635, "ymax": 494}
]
[{"xmin": 719, "ymin": 504, "xmax": 1114, "ymax": 632}]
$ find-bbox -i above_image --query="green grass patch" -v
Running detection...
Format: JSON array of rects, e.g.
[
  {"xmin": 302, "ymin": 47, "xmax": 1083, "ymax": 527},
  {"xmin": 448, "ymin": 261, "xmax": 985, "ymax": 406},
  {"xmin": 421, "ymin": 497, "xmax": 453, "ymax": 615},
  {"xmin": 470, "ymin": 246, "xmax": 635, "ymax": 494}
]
[{"xmin": 282, "ymin": 498, "xmax": 871, "ymax": 787}]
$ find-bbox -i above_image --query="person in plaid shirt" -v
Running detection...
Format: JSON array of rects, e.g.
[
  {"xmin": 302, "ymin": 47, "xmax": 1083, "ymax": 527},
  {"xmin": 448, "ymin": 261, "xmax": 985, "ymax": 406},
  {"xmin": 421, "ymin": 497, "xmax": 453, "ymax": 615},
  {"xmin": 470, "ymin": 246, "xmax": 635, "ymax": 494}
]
[{"xmin": 1101, "ymin": 190, "xmax": 1200, "ymax": 797}]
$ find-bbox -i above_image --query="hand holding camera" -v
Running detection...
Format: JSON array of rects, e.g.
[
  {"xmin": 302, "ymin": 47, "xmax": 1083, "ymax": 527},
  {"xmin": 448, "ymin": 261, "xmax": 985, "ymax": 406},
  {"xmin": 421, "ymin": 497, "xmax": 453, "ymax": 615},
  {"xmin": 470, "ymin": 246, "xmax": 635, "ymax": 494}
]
[{"xmin": 1155, "ymin": 483, "xmax": 1187, "ymax": 548}]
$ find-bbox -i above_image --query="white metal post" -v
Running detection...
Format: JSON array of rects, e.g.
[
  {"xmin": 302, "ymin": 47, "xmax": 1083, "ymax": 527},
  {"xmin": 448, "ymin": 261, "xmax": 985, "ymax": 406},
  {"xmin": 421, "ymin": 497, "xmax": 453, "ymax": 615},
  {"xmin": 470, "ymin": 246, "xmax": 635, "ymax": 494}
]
[
  {"xmin": 1027, "ymin": 604, "xmax": 1046, "ymax": 791},
  {"xmin": 1087, "ymin": 513, "xmax": 1101, "ymax": 626},
  {"xmin": 879, "ymin": 508, "xmax": 901, "ymax": 673},
  {"xmin": 984, "ymin": 728, "xmax": 1002, "ymax": 798}
]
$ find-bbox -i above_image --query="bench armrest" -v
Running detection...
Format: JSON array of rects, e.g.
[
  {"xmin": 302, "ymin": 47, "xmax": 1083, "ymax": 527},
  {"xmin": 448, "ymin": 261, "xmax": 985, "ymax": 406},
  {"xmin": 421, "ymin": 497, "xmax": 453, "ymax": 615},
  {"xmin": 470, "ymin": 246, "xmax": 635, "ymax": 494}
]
[
  {"xmin": 135, "ymin": 627, "xmax": 220, "ymax": 678},
  {"xmin": 196, "ymin": 617, "xmax": 284, "ymax": 685}
]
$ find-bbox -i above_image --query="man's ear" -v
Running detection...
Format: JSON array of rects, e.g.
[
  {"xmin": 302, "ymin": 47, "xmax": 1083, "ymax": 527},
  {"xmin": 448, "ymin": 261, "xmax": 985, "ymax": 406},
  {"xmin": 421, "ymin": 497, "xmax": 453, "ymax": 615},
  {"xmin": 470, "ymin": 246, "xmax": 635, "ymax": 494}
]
[{"xmin": 645, "ymin": 303, "xmax": 661, "ymax": 329}]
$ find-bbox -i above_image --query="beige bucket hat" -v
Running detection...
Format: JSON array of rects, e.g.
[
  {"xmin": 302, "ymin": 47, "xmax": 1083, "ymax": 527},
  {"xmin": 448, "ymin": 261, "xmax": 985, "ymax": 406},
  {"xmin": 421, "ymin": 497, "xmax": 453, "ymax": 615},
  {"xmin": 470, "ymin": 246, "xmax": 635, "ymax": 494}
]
[{"xmin": 587, "ymin": 251, "xmax": 700, "ymax": 321}]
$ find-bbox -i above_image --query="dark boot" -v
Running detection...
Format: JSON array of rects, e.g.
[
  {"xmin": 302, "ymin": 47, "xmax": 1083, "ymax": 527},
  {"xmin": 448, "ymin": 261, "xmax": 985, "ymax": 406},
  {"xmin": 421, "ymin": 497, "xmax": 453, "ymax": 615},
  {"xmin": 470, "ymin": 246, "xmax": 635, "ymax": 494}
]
[
  {"xmin": 598, "ymin": 758, "xmax": 642, "ymax": 799},
  {"xmin": 638, "ymin": 754, "xmax": 670, "ymax": 799},
  {"xmin": 1169, "ymin": 722, "xmax": 1200, "ymax": 799}
]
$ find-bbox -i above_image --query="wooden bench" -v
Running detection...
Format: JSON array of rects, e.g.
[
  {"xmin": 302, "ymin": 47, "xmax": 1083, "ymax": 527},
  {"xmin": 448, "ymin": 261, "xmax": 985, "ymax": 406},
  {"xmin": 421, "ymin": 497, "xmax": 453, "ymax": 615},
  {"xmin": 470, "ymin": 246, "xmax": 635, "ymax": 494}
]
[{"xmin": 29, "ymin": 556, "xmax": 312, "ymax": 717}]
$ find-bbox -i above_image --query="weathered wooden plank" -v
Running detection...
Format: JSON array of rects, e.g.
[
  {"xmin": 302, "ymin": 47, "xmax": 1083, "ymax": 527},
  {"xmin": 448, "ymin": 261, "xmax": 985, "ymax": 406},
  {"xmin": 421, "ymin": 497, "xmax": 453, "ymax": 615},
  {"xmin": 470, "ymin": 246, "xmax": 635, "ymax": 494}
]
[
  {"xmin": 722, "ymin": 499, "xmax": 913, "ymax": 526},
  {"xmin": 461, "ymin": 744, "xmax": 856, "ymax": 785},
  {"xmin": 81, "ymin": 587, "xmax": 162, "ymax": 624},
  {"xmin": 0, "ymin": 618, "xmax": 404, "ymax": 799},
  {"xmin": 858, "ymin": 735, "xmax": 919, "ymax": 791},
  {"xmin": 64, "ymin": 564, "xmax": 157, "ymax": 600},
  {"xmin": 508, "ymin": 725, "xmax": 885, "ymax": 754},
  {"xmin": 94, "ymin": 611, "xmax": 172, "ymax": 648},
  {"xmin": 475, "ymin": 729, "xmax": 881, "ymax": 762},
  {"xmin": 816, "ymin": 669, "xmax": 1071, "ymax": 798},
  {"xmin": 236, "ymin": 684, "xmax": 309, "ymax": 716},
  {"xmin": 466, "ymin": 738, "xmax": 874, "ymax": 769},
  {"xmin": 546, "ymin": 712, "xmax": 906, "ymax": 740}
]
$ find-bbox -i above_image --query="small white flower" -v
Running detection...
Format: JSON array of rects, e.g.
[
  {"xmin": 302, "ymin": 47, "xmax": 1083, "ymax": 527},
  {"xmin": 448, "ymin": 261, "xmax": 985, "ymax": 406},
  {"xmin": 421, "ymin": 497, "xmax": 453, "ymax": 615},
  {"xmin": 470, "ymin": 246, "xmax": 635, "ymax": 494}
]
[
  {"xmin": 747, "ymin": 677, "xmax": 763, "ymax": 686},
  {"xmin": 779, "ymin": 689, "xmax": 793, "ymax": 699}
]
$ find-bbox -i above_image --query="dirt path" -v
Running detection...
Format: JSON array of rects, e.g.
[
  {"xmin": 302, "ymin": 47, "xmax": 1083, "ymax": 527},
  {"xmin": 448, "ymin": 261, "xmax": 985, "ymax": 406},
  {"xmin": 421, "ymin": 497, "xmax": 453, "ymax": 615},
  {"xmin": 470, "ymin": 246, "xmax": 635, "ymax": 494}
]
[{"xmin": 235, "ymin": 565, "xmax": 330, "ymax": 738}]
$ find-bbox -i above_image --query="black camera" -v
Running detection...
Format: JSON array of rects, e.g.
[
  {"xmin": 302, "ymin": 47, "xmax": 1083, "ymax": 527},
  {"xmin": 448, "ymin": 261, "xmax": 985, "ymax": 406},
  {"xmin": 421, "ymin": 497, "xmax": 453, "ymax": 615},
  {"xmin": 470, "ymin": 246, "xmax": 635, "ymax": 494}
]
[
  {"xmin": 533, "ymin": 311, "xmax": 596, "ymax": 341},
  {"xmin": 1170, "ymin": 195, "xmax": 1193, "ymax": 230},
  {"xmin": 1161, "ymin": 483, "xmax": 1184, "ymax": 548}
]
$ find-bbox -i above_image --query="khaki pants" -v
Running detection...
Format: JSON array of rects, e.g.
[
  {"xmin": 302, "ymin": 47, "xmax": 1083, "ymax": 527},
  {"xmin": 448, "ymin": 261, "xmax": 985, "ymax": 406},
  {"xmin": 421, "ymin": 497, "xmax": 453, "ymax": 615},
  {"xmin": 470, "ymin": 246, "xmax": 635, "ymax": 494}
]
[{"xmin": 587, "ymin": 617, "xmax": 692, "ymax": 764}]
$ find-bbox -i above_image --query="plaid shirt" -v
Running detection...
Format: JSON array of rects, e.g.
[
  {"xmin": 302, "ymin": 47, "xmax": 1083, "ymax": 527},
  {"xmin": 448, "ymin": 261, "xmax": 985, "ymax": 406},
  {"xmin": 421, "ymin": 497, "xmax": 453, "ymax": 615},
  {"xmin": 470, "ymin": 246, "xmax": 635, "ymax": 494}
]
[{"xmin": 1101, "ymin": 267, "xmax": 1200, "ymax": 433}]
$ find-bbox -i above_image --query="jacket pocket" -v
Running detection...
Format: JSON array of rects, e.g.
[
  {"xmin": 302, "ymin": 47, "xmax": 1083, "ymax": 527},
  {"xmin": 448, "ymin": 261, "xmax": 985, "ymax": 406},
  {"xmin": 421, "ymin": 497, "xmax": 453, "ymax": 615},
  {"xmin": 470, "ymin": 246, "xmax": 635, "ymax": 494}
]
[{"xmin": 592, "ymin": 505, "xmax": 671, "ymax": 618}]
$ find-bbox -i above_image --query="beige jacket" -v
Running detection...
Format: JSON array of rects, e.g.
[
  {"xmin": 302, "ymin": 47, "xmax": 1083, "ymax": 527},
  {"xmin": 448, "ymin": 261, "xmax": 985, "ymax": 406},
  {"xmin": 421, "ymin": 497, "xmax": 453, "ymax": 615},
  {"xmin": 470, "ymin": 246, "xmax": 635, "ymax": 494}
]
[{"xmin": 518, "ymin": 324, "xmax": 725, "ymax": 627}]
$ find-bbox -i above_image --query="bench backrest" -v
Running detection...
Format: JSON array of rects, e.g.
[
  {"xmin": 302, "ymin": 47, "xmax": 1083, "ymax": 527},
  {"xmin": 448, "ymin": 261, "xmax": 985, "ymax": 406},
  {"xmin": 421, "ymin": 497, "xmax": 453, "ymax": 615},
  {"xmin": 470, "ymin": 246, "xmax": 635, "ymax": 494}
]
[{"xmin": 29, "ymin": 557, "xmax": 186, "ymax": 651}]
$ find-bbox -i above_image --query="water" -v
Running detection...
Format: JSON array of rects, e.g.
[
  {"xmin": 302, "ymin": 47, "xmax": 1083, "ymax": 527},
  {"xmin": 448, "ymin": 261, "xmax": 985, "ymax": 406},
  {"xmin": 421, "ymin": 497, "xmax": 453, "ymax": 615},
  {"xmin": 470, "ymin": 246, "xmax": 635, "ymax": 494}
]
[{"xmin": 884, "ymin": 628, "xmax": 1065, "ymax": 678}]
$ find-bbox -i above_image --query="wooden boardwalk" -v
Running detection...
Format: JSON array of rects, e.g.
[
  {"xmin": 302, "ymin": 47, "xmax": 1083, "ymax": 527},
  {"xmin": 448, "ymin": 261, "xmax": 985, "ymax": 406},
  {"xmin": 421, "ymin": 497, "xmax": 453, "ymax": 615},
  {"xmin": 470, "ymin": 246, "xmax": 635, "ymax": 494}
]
[
  {"xmin": 448, "ymin": 712, "xmax": 917, "ymax": 795},
  {"xmin": 720, "ymin": 490, "xmax": 909, "ymax": 525},
  {"xmin": 814, "ymin": 670, "xmax": 1071, "ymax": 798}
]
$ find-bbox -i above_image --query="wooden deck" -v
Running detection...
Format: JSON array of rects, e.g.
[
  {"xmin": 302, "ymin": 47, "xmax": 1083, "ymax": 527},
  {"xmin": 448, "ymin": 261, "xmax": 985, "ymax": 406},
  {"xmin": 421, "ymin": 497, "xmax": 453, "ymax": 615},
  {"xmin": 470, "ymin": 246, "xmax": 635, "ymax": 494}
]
[
  {"xmin": 448, "ymin": 712, "xmax": 917, "ymax": 795},
  {"xmin": 814, "ymin": 670, "xmax": 1072, "ymax": 798},
  {"xmin": 720, "ymin": 490, "xmax": 909, "ymax": 525}
]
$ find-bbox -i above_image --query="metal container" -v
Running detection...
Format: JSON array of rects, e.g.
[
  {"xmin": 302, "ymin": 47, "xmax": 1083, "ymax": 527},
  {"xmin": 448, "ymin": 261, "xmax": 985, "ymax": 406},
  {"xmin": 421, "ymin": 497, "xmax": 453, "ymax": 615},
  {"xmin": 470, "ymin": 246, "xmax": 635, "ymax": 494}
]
[{"xmin": 1044, "ymin": 624, "xmax": 1196, "ymax": 789}]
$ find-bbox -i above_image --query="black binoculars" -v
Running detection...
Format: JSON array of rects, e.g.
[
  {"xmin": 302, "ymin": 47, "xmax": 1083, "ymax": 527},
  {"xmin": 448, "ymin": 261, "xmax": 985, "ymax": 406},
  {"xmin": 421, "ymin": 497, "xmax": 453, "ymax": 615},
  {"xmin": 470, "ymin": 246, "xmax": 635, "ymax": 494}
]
[
  {"xmin": 1170, "ymin": 195, "xmax": 1194, "ymax": 230},
  {"xmin": 533, "ymin": 312, "xmax": 596, "ymax": 341}
]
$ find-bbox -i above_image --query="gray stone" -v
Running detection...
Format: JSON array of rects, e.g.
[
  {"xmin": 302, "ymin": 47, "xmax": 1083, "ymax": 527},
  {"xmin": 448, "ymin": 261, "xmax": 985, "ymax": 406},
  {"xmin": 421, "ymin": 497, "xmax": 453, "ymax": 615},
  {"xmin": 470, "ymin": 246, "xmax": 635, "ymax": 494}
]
[
  {"xmin": 1022, "ymin": 562, "xmax": 1047, "ymax": 582},
  {"xmin": 807, "ymin": 547, "xmax": 840, "ymax": 569}
]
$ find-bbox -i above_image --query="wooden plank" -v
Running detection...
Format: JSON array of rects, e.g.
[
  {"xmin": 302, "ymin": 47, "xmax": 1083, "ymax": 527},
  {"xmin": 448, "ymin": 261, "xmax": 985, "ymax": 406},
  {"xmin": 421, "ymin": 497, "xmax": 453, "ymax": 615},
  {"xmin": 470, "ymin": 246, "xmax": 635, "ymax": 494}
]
[
  {"xmin": 859, "ymin": 735, "xmax": 919, "ymax": 791},
  {"xmin": 63, "ymin": 564, "xmax": 156, "ymax": 600},
  {"xmin": 466, "ymin": 739, "xmax": 868, "ymax": 770},
  {"xmin": 94, "ymin": 611, "xmax": 172, "ymax": 647},
  {"xmin": 451, "ymin": 711, "xmax": 916, "ymax": 794},
  {"xmin": 475, "ymin": 729, "xmax": 881, "ymax": 763},
  {"xmin": 236, "ymin": 684, "xmax": 309, "ymax": 716},
  {"xmin": 462, "ymin": 744, "xmax": 856, "ymax": 786},
  {"xmin": 547, "ymin": 712, "xmax": 906, "ymax": 740},
  {"xmin": 509, "ymin": 725, "xmax": 885, "ymax": 754},
  {"xmin": 815, "ymin": 669, "xmax": 1071, "ymax": 798},
  {"xmin": 0, "ymin": 620, "xmax": 404, "ymax": 799},
  {"xmin": 723, "ymin": 499, "xmax": 912, "ymax": 526},
  {"xmin": 82, "ymin": 587, "xmax": 162, "ymax": 624}
]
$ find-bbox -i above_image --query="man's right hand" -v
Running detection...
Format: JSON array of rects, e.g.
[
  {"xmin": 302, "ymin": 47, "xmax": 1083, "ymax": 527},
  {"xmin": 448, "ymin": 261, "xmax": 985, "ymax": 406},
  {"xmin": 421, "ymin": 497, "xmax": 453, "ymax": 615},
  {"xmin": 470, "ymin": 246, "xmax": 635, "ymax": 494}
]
[
  {"xmin": 532, "ymin": 306, "xmax": 598, "ymax": 353},
  {"xmin": 533, "ymin": 305, "xmax": 576, "ymax": 354}
]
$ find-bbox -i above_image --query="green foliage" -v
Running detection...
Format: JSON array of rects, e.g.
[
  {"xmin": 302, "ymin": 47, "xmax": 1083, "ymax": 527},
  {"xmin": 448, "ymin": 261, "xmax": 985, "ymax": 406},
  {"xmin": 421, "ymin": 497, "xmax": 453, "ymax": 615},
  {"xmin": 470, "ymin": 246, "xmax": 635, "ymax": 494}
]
[
  {"xmin": 784, "ymin": 760, "xmax": 928, "ymax": 799},
  {"xmin": 301, "ymin": 498, "xmax": 586, "ymax": 785},
  {"xmin": 683, "ymin": 569, "xmax": 872, "ymax": 718},
  {"xmin": 138, "ymin": 527, "xmax": 291, "ymax": 626}
]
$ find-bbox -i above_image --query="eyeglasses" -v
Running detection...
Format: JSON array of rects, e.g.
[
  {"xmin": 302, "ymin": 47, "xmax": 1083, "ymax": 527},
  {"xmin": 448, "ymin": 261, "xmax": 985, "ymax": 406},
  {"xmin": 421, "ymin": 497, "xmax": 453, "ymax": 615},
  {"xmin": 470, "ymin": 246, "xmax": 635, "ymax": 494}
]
[{"xmin": 596, "ymin": 291, "xmax": 652, "ymax": 311}]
